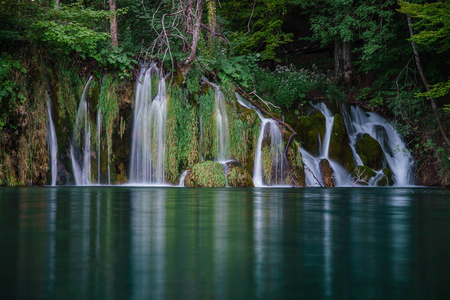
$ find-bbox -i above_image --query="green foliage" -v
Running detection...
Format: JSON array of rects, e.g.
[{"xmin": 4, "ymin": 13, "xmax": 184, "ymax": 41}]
[
  {"xmin": 99, "ymin": 75, "xmax": 119, "ymax": 167},
  {"xmin": 0, "ymin": 54, "xmax": 27, "ymax": 131},
  {"xmin": 166, "ymin": 86, "xmax": 200, "ymax": 183},
  {"xmin": 222, "ymin": 0, "xmax": 294, "ymax": 61},
  {"xmin": 254, "ymin": 65, "xmax": 341, "ymax": 109},
  {"xmin": 199, "ymin": 88, "xmax": 218, "ymax": 160},
  {"xmin": 184, "ymin": 161, "xmax": 227, "ymax": 187},
  {"xmin": 398, "ymin": 1, "xmax": 450, "ymax": 54}
]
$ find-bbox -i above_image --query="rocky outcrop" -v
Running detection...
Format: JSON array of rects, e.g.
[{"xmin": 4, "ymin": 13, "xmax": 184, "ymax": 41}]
[
  {"xmin": 329, "ymin": 114, "xmax": 355, "ymax": 172},
  {"xmin": 319, "ymin": 159, "xmax": 335, "ymax": 187},
  {"xmin": 356, "ymin": 134, "xmax": 384, "ymax": 170},
  {"xmin": 226, "ymin": 161, "xmax": 254, "ymax": 187}
]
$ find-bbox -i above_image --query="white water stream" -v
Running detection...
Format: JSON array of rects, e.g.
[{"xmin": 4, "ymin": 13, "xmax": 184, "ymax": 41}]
[
  {"xmin": 46, "ymin": 95, "xmax": 58, "ymax": 186},
  {"xmin": 71, "ymin": 76, "xmax": 93, "ymax": 185},
  {"xmin": 129, "ymin": 64, "xmax": 167, "ymax": 184},
  {"xmin": 236, "ymin": 93, "xmax": 285, "ymax": 187}
]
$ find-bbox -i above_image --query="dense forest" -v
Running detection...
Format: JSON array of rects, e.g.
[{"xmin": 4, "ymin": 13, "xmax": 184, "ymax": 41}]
[{"xmin": 0, "ymin": 0, "xmax": 449, "ymax": 186}]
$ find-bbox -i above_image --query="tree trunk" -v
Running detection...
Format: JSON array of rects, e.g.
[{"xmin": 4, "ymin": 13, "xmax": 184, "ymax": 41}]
[
  {"xmin": 334, "ymin": 39, "xmax": 353, "ymax": 84},
  {"xmin": 207, "ymin": 0, "xmax": 216, "ymax": 34},
  {"xmin": 184, "ymin": 0, "xmax": 203, "ymax": 64},
  {"xmin": 406, "ymin": 15, "xmax": 450, "ymax": 149},
  {"xmin": 109, "ymin": 0, "xmax": 119, "ymax": 47}
]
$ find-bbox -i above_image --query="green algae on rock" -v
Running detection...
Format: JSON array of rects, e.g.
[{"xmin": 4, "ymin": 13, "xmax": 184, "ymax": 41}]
[
  {"xmin": 184, "ymin": 161, "xmax": 227, "ymax": 187},
  {"xmin": 356, "ymin": 134, "xmax": 384, "ymax": 171}
]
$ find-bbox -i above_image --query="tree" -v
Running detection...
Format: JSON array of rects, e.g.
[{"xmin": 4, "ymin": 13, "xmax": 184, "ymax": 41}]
[
  {"xmin": 109, "ymin": 0, "xmax": 119, "ymax": 47},
  {"xmin": 398, "ymin": 1, "xmax": 450, "ymax": 148}
]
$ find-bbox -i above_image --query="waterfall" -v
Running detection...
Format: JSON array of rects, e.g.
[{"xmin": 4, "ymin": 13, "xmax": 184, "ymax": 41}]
[
  {"xmin": 129, "ymin": 64, "xmax": 167, "ymax": 184},
  {"xmin": 305, "ymin": 102, "xmax": 350, "ymax": 186},
  {"xmin": 236, "ymin": 94, "xmax": 285, "ymax": 187},
  {"xmin": 202, "ymin": 78, "xmax": 230, "ymax": 161},
  {"xmin": 46, "ymin": 95, "xmax": 58, "ymax": 186},
  {"xmin": 178, "ymin": 170, "xmax": 188, "ymax": 187},
  {"xmin": 97, "ymin": 106, "xmax": 101, "ymax": 184},
  {"xmin": 342, "ymin": 105, "xmax": 415, "ymax": 186},
  {"xmin": 70, "ymin": 76, "xmax": 93, "ymax": 185}
]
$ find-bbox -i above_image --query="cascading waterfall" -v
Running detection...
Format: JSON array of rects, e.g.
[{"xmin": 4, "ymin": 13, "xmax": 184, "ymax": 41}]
[
  {"xmin": 46, "ymin": 95, "xmax": 58, "ymax": 186},
  {"xmin": 236, "ymin": 94, "xmax": 285, "ymax": 187},
  {"xmin": 70, "ymin": 76, "xmax": 93, "ymax": 186},
  {"xmin": 342, "ymin": 105, "xmax": 415, "ymax": 186},
  {"xmin": 129, "ymin": 64, "xmax": 167, "ymax": 184},
  {"xmin": 308, "ymin": 102, "xmax": 351, "ymax": 186},
  {"xmin": 202, "ymin": 78, "xmax": 230, "ymax": 161}
]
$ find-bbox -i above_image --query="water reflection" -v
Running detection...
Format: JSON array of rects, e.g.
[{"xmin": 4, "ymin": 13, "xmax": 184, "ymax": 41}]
[{"xmin": 1, "ymin": 187, "xmax": 450, "ymax": 299}]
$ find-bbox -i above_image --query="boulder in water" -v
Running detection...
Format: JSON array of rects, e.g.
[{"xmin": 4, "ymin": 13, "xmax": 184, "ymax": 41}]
[
  {"xmin": 184, "ymin": 161, "xmax": 227, "ymax": 187},
  {"xmin": 319, "ymin": 159, "xmax": 335, "ymax": 187},
  {"xmin": 351, "ymin": 166, "xmax": 376, "ymax": 186},
  {"xmin": 226, "ymin": 161, "xmax": 254, "ymax": 187},
  {"xmin": 377, "ymin": 168, "xmax": 394, "ymax": 186},
  {"xmin": 356, "ymin": 134, "xmax": 384, "ymax": 171}
]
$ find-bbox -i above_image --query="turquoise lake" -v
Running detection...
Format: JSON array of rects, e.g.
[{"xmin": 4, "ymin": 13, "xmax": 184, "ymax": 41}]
[{"xmin": 1, "ymin": 187, "xmax": 449, "ymax": 299}]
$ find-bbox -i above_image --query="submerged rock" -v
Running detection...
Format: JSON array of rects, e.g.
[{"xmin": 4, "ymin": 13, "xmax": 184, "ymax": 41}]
[
  {"xmin": 319, "ymin": 159, "xmax": 335, "ymax": 187},
  {"xmin": 356, "ymin": 134, "xmax": 384, "ymax": 171},
  {"xmin": 184, "ymin": 161, "xmax": 227, "ymax": 187},
  {"xmin": 226, "ymin": 161, "xmax": 254, "ymax": 187}
]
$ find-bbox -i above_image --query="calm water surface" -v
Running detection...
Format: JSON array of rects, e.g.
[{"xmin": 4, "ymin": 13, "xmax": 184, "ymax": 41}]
[{"xmin": 0, "ymin": 187, "xmax": 450, "ymax": 299}]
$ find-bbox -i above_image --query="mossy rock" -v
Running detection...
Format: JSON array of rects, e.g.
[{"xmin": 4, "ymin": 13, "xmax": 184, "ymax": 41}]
[
  {"xmin": 329, "ymin": 114, "xmax": 355, "ymax": 172},
  {"xmin": 319, "ymin": 159, "xmax": 335, "ymax": 187},
  {"xmin": 295, "ymin": 110, "xmax": 326, "ymax": 156},
  {"xmin": 377, "ymin": 168, "xmax": 394, "ymax": 186},
  {"xmin": 351, "ymin": 166, "xmax": 376, "ymax": 186},
  {"xmin": 184, "ymin": 161, "xmax": 226, "ymax": 187},
  {"xmin": 285, "ymin": 140, "xmax": 306, "ymax": 187},
  {"xmin": 226, "ymin": 161, "xmax": 254, "ymax": 187},
  {"xmin": 356, "ymin": 134, "xmax": 384, "ymax": 171}
]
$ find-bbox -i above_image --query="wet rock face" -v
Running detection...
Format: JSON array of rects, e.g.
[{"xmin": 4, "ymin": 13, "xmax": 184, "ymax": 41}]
[
  {"xmin": 377, "ymin": 168, "xmax": 394, "ymax": 186},
  {"xmin": 286, "ymin": 141, "xmax": 306, "ymax": 187},
  {"xmin": 184, "ymin": 161, "xmax": 226, "ymax": 187},
  {"xmin": 356, "ymin": 134, "xmax": 384, "ymax": 171},
  {"xmin": 329, "ymin": 114, "xmax": 355, "ymax": 172},
  {"xmin": 295, "ymin": 110, "xmax": 326, "ymax": 156},
  {"xmin": 226, "ymin": 161, "xmax": 254, "ymax": 187},
  {"xmin": 319, "ymin": 159, "xmax": 335, "ymax": 187}
]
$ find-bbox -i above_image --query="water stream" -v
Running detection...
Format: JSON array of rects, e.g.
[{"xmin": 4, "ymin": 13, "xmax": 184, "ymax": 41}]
[
  {"xmin": 70, "ymin": 76, "xmax": 93, "ymax": 186},
  {"xmin": 46, "ymin": 95, "xmax": 58, "ymax": 186},
  {"xmin": 236, "ymin": 94, "xmax": 285, "ymax": 187},
  {"xmin": 342, "ymin": 105, "xmax": 415, "ymax": 186},
  {"xmin": 129, "ymin": 64, "xmax": 167, "ymax": 184}
]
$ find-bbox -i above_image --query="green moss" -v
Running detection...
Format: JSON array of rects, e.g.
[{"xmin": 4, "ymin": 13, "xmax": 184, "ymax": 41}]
[
  {"xmin": 200, "ymin": 89, "xmax": 218, "ymax": 160},
  {"xmin": 329, "ymin": 114, "xmax": 355, "ymax": 172},
  {"xmin": 377, "ymin": 168, "xmax": 394, "ymax": 186},
  {"xmin": 184, "ymin": 161, "xmax": 226, "ymax": 187},
  {"xmin": 166, "ymin": 86, "xmax": 201, "ymax": 184},
  {"xmin": 285, "ymin": 140, "xmax": 306, "ymax": 187},
  {"xmin": 356, "ymin": 134, "xmax": 384, "ymax": 171},
  {"xmin": 351, "ymin": 166, "xmax": 377, "ymax": 186},
  {"xmin": 227, "ymin": 163, "xmax": 254, "ymax": 187},
  {"xmin": 262, "ymin": 145, "xmax": 273, "ymax": 185},
  {"xmin": 295, "ymin": 110, "xmax": 326, "ymax": 155}
]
